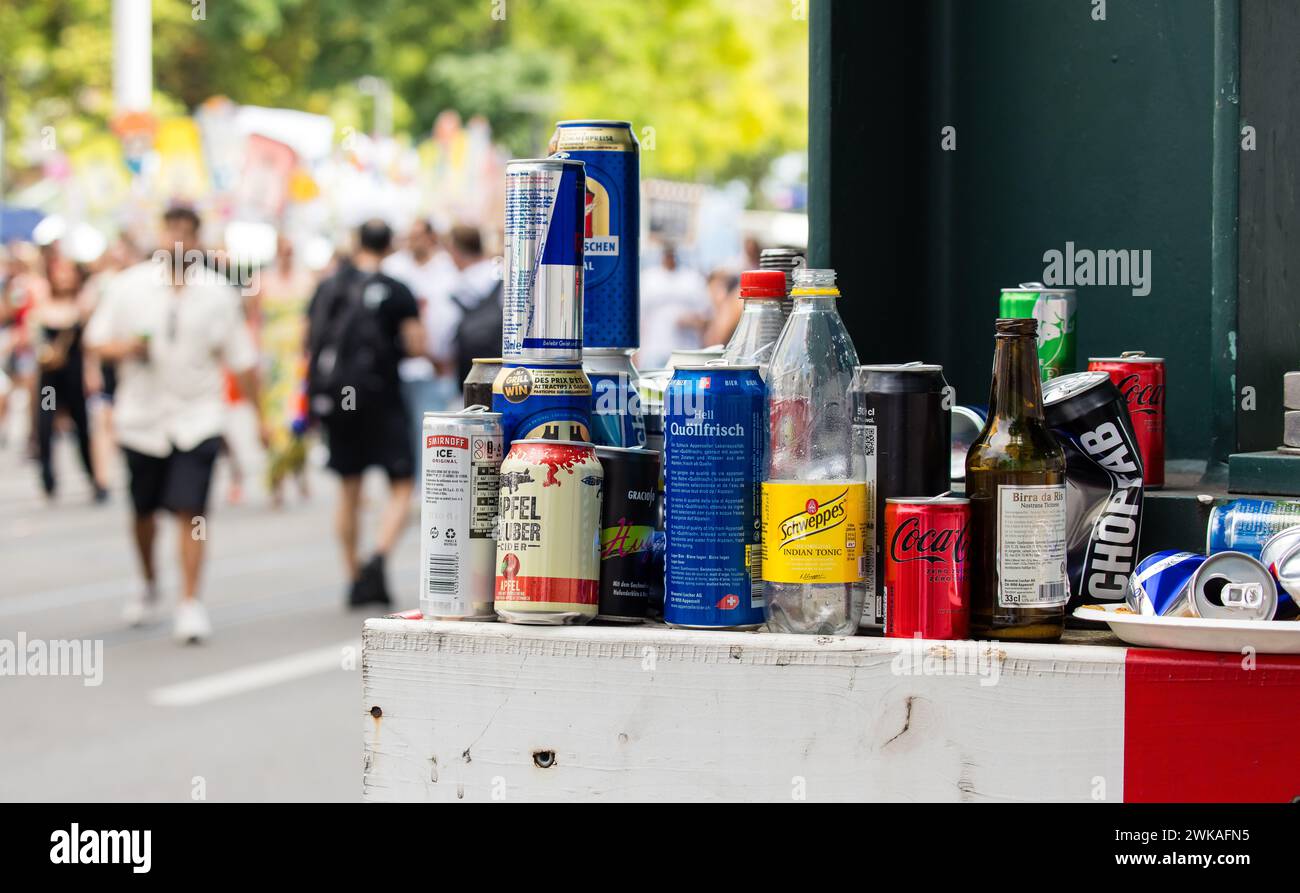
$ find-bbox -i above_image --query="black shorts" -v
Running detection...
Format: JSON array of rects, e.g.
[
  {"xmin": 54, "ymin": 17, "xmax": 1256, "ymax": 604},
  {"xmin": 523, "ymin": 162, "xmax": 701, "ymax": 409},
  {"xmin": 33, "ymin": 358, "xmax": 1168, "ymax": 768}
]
[
  {"xmin": 322, "ymin": 406, "xmax": 414, "ymax": 480},
  {"xmin": 123, "ymin": 437, "xmax": 223, "ymax": 516}
]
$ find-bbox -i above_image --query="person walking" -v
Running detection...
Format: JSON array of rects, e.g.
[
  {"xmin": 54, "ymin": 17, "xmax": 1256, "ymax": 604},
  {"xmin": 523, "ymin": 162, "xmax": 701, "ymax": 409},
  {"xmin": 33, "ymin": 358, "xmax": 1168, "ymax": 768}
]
[
  {"xmin": 31, "ymin": 252, "xmax": 105, "ymax": 501},
  {"xmin": 85, "ymin": 207, "xmax": 267, "ymax": 642},
  {"xmin": 637, "ymin": 243, "xmax": 712, "ymax": 370},
  {"xmin": 252, "ymin": 234, "xmax": 315, "ymax": 507},
  {"xmin": 306, "ymin": 219, "xmax": 425, "ymax": 607},
  {"xmin": 382, "ymin": 219, "xmax": 459, "ymax": 452},
  {"xmin": 443, "ymin": 224, "xmax": 501, "ymax": 387}
]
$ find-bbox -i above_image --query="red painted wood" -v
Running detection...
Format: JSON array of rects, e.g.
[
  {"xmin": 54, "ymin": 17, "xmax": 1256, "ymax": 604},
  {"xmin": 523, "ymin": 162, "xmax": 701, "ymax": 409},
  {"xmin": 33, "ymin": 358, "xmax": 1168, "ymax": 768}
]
[{"xmin": 1124, "ymin": 648, "xmax": 1300, "ymax": 802}]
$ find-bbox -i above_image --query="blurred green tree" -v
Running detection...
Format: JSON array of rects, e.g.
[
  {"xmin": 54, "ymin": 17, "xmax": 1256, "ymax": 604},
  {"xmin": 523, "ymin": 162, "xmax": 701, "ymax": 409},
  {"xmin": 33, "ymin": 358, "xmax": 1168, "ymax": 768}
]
[{"xmin": 2, "ymin": 0, "xmax": 806, "ymax": 193}]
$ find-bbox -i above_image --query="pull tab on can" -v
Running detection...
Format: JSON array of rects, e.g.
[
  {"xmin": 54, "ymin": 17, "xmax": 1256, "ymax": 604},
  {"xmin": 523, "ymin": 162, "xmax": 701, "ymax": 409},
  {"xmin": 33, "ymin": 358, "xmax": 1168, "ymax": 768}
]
[{"xmin": 1220, "ymin": 581, "xmax": 1263, "ymax": 610}]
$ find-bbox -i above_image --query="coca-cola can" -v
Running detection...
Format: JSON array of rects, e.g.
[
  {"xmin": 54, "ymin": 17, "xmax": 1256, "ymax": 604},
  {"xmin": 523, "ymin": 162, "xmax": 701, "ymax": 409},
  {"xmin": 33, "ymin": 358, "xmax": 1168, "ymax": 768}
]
[
  {"xmin": 883, "ymin": 496, "xmax": 970, "ymax": 640},
  {"xmin": 1087, "ymin": 352, "xmax": 1165, "ymax": 488}
]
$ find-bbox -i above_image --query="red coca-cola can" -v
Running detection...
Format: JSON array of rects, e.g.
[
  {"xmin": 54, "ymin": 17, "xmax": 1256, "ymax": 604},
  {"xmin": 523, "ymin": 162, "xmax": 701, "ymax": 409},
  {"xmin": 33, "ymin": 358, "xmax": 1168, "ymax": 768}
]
[
  {"xmin": 1087, "ymin": 352, "xmax": 1165, "ymax": 488},
  {"xmin": 883, "ymin": 496, "xmax": 970, "ymax": 640}
]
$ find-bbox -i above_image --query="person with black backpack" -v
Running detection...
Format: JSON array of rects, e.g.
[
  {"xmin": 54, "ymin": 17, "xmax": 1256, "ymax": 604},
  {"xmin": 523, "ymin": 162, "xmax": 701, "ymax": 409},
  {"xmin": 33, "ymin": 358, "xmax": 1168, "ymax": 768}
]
[{"xmin": 306, "ymin": 220, "xmax": 426, "ymax": 607}]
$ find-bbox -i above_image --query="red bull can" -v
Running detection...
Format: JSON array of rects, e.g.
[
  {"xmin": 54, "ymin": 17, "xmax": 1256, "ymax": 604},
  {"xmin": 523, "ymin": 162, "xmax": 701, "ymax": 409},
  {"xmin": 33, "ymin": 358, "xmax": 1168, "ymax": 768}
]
[{"xmin": 503, "ymin": 158, "xmax": 586, "ymax": 362}]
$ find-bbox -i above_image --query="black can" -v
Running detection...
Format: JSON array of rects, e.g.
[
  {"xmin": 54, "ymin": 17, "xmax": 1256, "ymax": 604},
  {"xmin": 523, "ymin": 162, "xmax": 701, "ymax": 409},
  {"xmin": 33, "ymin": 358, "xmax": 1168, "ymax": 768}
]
[
  {"xmin": 594, "ymin": 446, "xmax": 661, "ymax": 622},
  {"xmin": 851, "ymin": 363, "xmax": 952, "ymax": 629},
  {"xmin": 463, "ymin": 357, "xmax": 501, "ymax": 410},
  {"xmin": 1042, "ymin": 371, "xmax": 1144, "ymax": 621}
]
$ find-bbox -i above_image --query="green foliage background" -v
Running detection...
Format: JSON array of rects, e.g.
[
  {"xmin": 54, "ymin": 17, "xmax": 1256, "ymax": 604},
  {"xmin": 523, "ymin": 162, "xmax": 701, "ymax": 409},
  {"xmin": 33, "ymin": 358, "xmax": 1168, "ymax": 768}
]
[{"xmin": 0, "ymin": 0, "xmax": 807, "ymax": 188}]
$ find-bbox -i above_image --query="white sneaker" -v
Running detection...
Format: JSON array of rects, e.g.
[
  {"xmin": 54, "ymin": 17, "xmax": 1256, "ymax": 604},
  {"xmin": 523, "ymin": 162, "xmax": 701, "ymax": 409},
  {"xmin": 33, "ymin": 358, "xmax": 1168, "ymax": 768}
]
[
  {"xmin": 173, "ymin": 599, "xmax": 212, "ymax": 644},
  {"xmin": 123, "ymin": 586, "xmax": 159, "ymax": 627}
]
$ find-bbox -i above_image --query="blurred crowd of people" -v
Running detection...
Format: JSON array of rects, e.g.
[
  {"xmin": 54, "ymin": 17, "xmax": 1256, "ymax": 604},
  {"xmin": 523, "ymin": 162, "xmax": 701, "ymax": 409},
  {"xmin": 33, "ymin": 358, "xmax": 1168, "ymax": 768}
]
[{"xmin": 1, "ymin": 208, "xmax": 772, "ymax": 643}]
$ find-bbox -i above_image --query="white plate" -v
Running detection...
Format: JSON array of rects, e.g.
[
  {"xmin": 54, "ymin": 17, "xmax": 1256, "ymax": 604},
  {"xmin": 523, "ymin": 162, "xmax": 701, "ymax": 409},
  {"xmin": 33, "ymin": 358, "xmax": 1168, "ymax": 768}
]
[{"xmin": 1073, "ymin": 604, "xmax": 1300, "ymax": 654}]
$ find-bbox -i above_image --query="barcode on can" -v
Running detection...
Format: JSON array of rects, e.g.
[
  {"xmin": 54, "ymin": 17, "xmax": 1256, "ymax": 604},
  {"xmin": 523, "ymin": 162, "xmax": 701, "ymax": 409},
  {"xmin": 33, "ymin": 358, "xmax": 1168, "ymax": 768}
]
[
  {"xmin": 747, "ymin": 544, "xmax": 764, "ymax": 609},
  {"xmin": 426, "ymin": 555, "xmax": 460, "ymax": 597}
]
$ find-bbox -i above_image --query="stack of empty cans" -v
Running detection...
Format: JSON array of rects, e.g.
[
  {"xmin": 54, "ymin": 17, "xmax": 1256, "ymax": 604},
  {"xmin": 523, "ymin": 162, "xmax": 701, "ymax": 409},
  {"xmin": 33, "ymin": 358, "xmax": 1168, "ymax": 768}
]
[{"xmin": 1285, "ymin": 372, "xmax": 1300, "ymax": 454}]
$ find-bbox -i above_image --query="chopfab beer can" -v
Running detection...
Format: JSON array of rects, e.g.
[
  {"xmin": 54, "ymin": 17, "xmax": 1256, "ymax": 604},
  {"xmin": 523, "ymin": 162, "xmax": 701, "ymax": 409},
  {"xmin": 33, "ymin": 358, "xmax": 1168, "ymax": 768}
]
[
  {"xmin": 1000, "ymin": 283, "xmax": 1077, "ymax": 380},
  {"xmin": 502, "ymin": 158, "xmax": 586, "ymax": 361},
  {"xmin": 663, "ymin": 365, "xmax": 766, "ymax": 629},
  {"xmin": 883, "ymin": 497, "xmax": 970, "ymax": 640},
  {"xmin": 491, "ymin": 360, "xmax": 592, "ymax": 445},
  {"xmin": 419, "ymin": 409, "xmax": 504, "ymax": 621},
  {"xmin": 594, "ymin": 446, "xmax": 660, "ymax": 622},
  {"xmin": 548, "ymin": 120, "xmax": 640, "ymax": 349},
  {"xmin": 1042, "ymin": 371, "xmax": 1144, "ymax": 614},
  {"xmin": 850, "ymin": 363, "xmax": 952, "ymax": 629},
  {"xmin": 463, "ymin": 357, "xmax": 501, "ymax": 410},
  {"xmin": 1087, "ymin": 352, "xmax": 1165, "ymax": 488},
  {"xmin": 1125, "ymin": 550, "xmax": 1278, "ymax": 620},
  {"xmin": 583, "ymin": 347, "xmax": 646, "ymax": 448},
  {"xmin": 494, "ymin": 439, "xmax": 603, "ymax": 624}
]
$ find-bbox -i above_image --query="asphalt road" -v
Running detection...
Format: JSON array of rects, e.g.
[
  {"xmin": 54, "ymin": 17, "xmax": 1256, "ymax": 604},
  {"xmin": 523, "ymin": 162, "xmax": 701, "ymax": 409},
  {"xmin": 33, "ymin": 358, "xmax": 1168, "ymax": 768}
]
[{"xmin": 0, "ymin": 429, "xmax": 417, "ymax": 802}]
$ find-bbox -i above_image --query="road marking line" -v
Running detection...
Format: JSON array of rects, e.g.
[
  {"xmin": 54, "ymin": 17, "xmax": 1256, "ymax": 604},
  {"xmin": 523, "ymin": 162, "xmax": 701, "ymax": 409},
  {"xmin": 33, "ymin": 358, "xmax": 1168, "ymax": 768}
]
[
  {"xmin": 0, "ymin": 545, "xmax": 334, "ymax": 618},
  {"xmin": 149, "ymin": 639, "xmax": 360, "ymax": 707}
]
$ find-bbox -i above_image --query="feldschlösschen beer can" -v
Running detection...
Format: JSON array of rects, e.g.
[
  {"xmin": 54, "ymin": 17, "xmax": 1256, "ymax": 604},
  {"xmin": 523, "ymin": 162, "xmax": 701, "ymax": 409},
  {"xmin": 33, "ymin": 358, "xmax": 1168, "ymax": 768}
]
[
  {"xmin": 663, "ymin": 365, "xmax": 766, "ymax": 629},
  {"xmin": 491, "ymin": 360, "xmax": 592, "ymax": 445},
  {"xmin": 495, "ymin": 439, "xmax": 603, "ymax": 624},
  {"xmin": 1042, "ymin": 371, "xmax": 1144, "ymax": 617},
  {"xmin": 549, "ymin": 120, "xmax": 640, "ymax": 349},
  {"xmin": 419, "ymin": 409, "xmax": 504, "ymax": 621},
  {"xmin": 850, "ymin": 363, "xmax": 952, "ymax": 629},
  {"xmin": 503, "ymin": 158, "xmax": 586, "ymax": 362},
  {"xmin": 594, "ymin": 445, "xmax": 660, "ymax": 622}
]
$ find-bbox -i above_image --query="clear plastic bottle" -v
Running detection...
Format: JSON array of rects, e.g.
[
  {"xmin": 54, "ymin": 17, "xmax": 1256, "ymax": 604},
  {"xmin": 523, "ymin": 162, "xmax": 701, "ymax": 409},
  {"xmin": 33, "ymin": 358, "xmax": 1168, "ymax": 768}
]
[
  {"xmin": 722, "ymin": 270, "xmax": 788, "ymax": 377},
  {"xmin": 762, "ymin": 268, "xmax": 868, "ymax": 635}
]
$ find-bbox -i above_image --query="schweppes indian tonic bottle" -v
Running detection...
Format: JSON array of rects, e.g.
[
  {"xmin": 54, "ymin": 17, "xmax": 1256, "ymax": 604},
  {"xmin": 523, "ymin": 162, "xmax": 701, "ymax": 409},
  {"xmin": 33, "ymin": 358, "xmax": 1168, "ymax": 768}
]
[
  {"xmin": 966, "ymin": 318, "xmax": 1069, "ymax": 641},
  {"xmin": 762, "ymin": 268, "xmax": 868, "ymax": 635}
]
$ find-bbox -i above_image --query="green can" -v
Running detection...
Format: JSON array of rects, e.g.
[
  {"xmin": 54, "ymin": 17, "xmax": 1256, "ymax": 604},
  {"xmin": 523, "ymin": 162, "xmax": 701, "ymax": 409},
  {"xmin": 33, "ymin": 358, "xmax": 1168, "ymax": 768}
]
[{"xmin": 999, "ymin": 283, "xmax": 1076, "ymax": 380}]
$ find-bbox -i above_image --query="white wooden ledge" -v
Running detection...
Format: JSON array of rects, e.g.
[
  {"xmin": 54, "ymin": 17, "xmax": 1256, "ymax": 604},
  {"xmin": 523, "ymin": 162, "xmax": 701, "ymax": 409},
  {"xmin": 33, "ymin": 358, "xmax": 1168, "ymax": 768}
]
[{"xmin": 361, "ymin": 619, "xmax": 1127, "ymax": 802}]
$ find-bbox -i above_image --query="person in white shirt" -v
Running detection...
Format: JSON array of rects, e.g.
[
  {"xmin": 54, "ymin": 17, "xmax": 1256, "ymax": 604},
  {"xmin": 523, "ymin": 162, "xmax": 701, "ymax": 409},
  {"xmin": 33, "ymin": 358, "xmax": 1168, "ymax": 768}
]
[
  {"xmin": 85, "ymin": 207, "xmax": 267, "ymax": 643},
  {"xmin": 636, "ymin": 243, "xmax": 712, "ymax": 370},
  {"xmin": 383, "ymin": 219, "xmax": 459, "ymax": 451}
]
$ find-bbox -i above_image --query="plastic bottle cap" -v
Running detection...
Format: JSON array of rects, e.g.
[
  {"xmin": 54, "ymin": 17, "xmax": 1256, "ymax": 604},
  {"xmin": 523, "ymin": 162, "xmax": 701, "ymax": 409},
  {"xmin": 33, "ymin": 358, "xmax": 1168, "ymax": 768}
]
[{"xmin": 739, "ymin": 270, "xmax": 786, "ymax": 299}]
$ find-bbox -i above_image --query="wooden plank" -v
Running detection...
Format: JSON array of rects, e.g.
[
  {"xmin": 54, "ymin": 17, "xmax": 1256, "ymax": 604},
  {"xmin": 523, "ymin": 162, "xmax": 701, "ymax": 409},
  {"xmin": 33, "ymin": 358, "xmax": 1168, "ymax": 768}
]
[
  {"xmin": 1237, "ymin": 0, "xmax": 1300, "ymax": 456},
  {"xmin": 362, "ymin": 620, "xmax": 1126, "ymax": 803}
]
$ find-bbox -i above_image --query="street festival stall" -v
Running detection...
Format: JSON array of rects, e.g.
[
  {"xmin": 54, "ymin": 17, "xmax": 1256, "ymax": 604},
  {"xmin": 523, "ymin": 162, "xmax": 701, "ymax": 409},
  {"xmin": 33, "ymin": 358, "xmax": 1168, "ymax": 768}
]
[{"xmin": 361, "ymin": 120, "xmax": 1300, "ymax": 803}]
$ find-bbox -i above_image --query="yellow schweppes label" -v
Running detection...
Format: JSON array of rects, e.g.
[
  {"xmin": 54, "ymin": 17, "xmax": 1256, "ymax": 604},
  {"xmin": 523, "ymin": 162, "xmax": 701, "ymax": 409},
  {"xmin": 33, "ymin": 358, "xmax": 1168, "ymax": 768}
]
[{"xmin": 761, "ymin": 482, "xmax": 867, "ymax": 585}]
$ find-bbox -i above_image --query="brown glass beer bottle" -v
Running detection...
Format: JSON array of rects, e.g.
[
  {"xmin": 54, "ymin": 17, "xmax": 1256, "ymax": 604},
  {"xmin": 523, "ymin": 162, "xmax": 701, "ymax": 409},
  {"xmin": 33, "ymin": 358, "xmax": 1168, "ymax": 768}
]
[{"xmin": 966, "ymin": 318, "xmax": 1069, "ymax": 641}]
